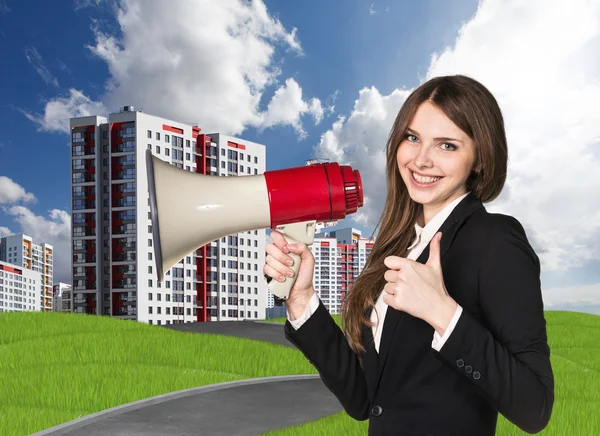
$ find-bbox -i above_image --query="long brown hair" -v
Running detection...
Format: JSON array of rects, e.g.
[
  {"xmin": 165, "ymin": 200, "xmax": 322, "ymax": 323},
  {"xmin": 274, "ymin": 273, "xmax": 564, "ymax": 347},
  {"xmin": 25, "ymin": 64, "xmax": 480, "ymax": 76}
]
[{"xmin": 341, "ymin": 75, "xmax": 508, "ymax": 367}]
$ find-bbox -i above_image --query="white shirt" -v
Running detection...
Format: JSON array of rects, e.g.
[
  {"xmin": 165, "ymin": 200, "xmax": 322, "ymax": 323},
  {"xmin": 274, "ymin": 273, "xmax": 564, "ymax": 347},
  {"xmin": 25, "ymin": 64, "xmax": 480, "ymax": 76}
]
[{"xmin": 287, "ymin": 192, "xmax": 468, "ymax": 353}]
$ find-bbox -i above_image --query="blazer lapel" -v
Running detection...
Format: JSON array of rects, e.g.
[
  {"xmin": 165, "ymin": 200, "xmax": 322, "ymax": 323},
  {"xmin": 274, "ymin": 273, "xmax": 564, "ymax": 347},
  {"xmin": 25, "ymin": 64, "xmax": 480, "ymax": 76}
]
[{"xmin": 373, "ymin": 192, "xmax": 484, "ymax": 393}]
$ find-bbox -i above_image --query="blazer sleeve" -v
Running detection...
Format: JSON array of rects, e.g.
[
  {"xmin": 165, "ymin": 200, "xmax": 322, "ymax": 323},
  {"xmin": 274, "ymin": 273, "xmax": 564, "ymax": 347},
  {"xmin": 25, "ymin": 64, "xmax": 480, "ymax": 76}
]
[
  {"xmin": 284, "ymin": 297, "xmax": 371, "ymax": 421},
  {"xmin": 432, "ymin": 214, "xmax": 554, "ymax": 434}
]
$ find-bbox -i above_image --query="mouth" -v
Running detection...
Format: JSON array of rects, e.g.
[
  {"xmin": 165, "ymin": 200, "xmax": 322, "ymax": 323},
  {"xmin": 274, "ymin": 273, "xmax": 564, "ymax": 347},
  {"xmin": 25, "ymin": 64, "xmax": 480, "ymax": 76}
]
[{"xmin": 409, "ymin": 170, "xmax": 444, "ymax": 188}]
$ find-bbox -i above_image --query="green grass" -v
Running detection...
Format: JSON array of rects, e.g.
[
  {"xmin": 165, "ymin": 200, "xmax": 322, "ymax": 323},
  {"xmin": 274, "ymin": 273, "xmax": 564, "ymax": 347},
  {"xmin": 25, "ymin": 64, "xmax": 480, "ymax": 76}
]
[
  {"xmin": 0, "ymin": 311, "xmax": 317, "ymax": 435},
  {"xmin": 0, "ymin": 310, "xmax": 598, "ymax": 436}
]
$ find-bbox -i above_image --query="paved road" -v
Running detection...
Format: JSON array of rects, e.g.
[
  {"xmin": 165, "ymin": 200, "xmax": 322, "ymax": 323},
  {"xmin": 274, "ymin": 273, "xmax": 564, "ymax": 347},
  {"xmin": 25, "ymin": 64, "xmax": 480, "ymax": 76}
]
[
  {"xmin": 164, "ymin": 320, "xmax": 295, "ymax": 348},
  {"xmin": 31, "ymin": 320, "xmax": 345, "ymax": 436}
]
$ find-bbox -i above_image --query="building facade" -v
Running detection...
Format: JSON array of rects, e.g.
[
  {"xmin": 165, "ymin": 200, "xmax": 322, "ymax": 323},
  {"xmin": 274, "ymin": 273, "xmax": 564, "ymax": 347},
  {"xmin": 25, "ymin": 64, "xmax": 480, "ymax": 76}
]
[
  {"xmin": 311, "ymin": 228, "xmax": 374, "ymax": 315},
  {"xmin": 52, "ymin": 282, "xmax": 72, "ymax": 312},
  {"xmin": 69, "ymin": 107, "xmax": 267, "ymax": 325},
  {"xmin": 0, "ymin": 260, "xmax": 43, "ymax": 312},
  {"xmin": 0, "ymin": 234, "xmax": 53, "ymax": 311}
]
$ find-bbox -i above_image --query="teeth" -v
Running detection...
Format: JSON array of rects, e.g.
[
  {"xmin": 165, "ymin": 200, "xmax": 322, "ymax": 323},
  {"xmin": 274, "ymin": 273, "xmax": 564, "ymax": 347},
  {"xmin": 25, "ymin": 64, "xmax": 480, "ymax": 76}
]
[{"xmin": 412, "ymin": 172, "xmax": 441, "ymax": 184}]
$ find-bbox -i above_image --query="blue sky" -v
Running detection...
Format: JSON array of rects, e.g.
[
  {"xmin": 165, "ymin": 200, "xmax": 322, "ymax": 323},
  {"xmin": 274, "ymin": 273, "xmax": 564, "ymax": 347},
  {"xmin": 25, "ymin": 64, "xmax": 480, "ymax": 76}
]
[{"xmin": 1, "ymin": 0, "xmax": 599, "ymax": 315}]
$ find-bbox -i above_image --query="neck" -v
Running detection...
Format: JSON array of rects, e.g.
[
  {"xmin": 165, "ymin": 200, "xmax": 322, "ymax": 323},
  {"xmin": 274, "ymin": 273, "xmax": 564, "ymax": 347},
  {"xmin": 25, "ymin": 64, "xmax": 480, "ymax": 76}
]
[{"xmin": 419, "ymin": 190, "xmax": 468, "ymax": 227}]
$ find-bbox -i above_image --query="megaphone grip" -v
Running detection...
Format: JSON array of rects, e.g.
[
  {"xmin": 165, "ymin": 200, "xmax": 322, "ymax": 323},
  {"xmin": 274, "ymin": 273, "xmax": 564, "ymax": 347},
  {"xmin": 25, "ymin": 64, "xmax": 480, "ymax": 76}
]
[
  {"xmin": 266, "ymin": 244, "xmax": 302, "ymax": 301},
  {"xmin": 266, "ymin": 220, "xmax": 315, "ymax": 300}
]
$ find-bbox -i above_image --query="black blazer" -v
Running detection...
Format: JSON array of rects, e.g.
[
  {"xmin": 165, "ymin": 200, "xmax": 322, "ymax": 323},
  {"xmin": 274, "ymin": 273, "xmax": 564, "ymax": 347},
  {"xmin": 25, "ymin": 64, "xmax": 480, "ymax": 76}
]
[{"xmin": 284, "ymin": 192, "xmax": 554, "ymax": 436}]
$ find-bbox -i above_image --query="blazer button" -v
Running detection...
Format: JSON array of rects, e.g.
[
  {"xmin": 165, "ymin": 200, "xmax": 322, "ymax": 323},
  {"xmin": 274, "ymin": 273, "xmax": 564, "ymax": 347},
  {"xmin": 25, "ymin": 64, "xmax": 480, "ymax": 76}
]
[
  {"xmin": 473, "ymin": 371, "xmax": 481, "ymax": 380},
  {"xmin": 371, "ymin": 405, "xmax": 383, "ymax": 417},
  {"xmin": 456, "ymin": 359, "xmax": 464, "ymax": 368},
  {"xmin": 465, "ymin": 365, "xmax": 473, "ymax": 374}
]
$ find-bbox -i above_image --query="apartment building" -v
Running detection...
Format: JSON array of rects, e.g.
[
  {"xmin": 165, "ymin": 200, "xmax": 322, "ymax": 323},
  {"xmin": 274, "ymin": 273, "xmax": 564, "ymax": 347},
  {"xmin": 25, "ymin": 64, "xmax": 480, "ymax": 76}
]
[
  {"xmin": 0, "ymin": 260, "xmax": 43, "ymax": 312},
  {"xmin": 0, "ymin": 234, "xmax": 53, "ymax": 311},
  {"xmin": 69, "ymin": 106, "xmax": 268, "ymax": 325},
  {"xmin": 312, "ymin": 227, "xmax": 375, "ymax": 315},
  {"xmin": 52, "ymin": 282, "xmax": 72, "ymax": 312}
]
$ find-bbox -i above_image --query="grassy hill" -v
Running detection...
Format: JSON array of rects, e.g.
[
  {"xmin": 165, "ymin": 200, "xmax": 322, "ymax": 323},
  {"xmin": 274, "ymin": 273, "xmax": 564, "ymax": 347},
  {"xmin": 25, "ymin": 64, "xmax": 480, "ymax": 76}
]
[{"xmin": 0, "ymin": 309, "xmax": 598, "ymax": 435}]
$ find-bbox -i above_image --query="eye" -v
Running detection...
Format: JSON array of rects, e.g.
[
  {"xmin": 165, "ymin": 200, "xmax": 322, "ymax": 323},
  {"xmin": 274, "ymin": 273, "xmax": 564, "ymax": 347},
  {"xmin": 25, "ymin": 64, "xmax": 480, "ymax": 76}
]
[
  {"xmin": 405, "ymin": 133, "xmax": 418, "ymax": 142},
  {"xmin": 440, "ymin": 142, "xmax": 457, "ymax": 151}
]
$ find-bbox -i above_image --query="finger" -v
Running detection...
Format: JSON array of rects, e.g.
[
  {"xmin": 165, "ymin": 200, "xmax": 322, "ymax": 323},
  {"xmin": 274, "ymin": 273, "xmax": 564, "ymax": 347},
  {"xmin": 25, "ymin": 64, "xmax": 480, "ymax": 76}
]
[
  {"xmin": 269, "ymin": 230, "xmax": 290, "ymax": 253},
  {"xmin": 263, "ymin": 263, "xmax": 288, "ymax": 283},
  {"xmin": 384, "ymin": 255, "xmax": 411, "ymax": 270},
  {"xmin": 265, "ymin": 253, "xmax": 295, "ymax": 279},
  {"xmin": 384, "ymin": 269, "xmax": 401, "ymax": 283},
  {"xmin": 266, "ymin": 243, "xmax": 294, "ymax": 268},
  {"xmin": 426, "ymin": 232, "xmax": 442, "ymax": 269}
]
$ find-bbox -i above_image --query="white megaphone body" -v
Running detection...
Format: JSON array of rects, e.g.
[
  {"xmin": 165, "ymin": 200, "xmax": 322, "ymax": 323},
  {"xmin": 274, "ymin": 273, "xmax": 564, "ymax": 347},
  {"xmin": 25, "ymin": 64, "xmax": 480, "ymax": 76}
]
[{"xmin": 146, "ymin": 148, "xmax": 364, "ymax": 301}]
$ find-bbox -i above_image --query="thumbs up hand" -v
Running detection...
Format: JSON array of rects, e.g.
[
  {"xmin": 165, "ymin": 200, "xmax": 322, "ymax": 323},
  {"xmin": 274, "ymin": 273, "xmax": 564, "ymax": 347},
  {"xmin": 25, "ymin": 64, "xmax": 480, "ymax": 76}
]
[{"xmin": 382, "ymin": 232, "xmax": 458, "ymax": 335}]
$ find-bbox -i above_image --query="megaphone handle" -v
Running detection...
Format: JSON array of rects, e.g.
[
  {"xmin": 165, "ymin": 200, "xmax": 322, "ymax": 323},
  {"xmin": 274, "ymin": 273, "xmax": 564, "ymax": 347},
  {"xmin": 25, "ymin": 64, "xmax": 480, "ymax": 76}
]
[{"xmin": 267, "ymin": 220, "xmax": 316, "ymax": 300}]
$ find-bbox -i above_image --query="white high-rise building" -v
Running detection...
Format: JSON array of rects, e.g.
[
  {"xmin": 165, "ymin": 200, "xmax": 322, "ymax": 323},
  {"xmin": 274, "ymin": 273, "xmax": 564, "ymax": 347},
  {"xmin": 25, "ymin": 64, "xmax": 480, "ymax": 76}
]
[
  {"xmin": 69, "ymin": 106, "xmax": 268, "ymax": 325},
  {"xmin": 311, "ymin": 228, "xmax": 375, "ymax": 315},
  {"xmin": 0, "ymin": 234, "xmax": 53, "ymax": 311},
  {"xmin": 0, "ymin": 260, "xmax": 44, "ymax": 312}
]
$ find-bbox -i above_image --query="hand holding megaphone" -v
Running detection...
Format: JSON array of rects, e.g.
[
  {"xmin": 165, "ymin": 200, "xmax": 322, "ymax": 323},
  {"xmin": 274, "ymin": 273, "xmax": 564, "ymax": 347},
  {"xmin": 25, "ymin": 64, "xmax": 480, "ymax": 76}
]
[{"xmin": 265, "ymin": 229, "xmax": 315, "ymax": 307}]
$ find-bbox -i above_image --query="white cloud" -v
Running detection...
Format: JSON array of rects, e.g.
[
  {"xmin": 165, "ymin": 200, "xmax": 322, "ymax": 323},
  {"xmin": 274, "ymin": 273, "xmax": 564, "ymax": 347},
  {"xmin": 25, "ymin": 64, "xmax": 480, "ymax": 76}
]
[
  {"xmin": 312, "ymin": 0, "xmax": 600, "ymax": 310},
  {"xmin": 0, "ymin": 226, "xmax": 13, "ymax": 238},
  {"xmin": 74, "ymin": 0, "xmax": 103, "ymax": 11},
  {"xmin": 259, "ymin": 78, "xmax": 324, "ymax": 139},
  {"xmin": 0, "ymin": 176, "xmax": 37, "ymax": 204},
  {"xmin": 543, "ymin": 283, "xmax": 600, "ymax": 309},
  {"xmin": 3, "ymin": 206, "xmax": 71, "ymax": 283},
  {"xmin": 26, "ymin": 0, "xmax": 322, "ymax": 139},
  {"xmin": 22, "ymin": 89, "xmax": 107, "ymax": 134},
  {"xmin": 24, "ymin": 46, "xmax": 59, "ymax": 88}
]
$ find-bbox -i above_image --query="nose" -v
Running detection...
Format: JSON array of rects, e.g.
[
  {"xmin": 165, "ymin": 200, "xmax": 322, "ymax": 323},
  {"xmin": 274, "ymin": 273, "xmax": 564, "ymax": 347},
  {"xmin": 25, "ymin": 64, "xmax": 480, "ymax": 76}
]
[{"xmin": 413, "ymin": 143, "xmax": 434, "ymax": 168}]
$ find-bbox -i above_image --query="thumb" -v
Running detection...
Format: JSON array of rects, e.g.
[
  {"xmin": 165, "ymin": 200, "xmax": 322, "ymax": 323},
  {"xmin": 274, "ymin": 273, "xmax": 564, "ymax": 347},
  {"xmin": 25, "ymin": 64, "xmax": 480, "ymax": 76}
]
[{"xmin": 427, "ymin": 232, "xmax": 442, "ymax": 269}]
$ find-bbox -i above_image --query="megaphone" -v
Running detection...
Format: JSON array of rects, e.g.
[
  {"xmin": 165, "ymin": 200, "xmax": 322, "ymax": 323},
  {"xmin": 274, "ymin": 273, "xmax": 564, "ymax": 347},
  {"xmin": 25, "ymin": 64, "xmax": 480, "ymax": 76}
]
[{"xmin": 146, "ymin": 148, "xmax": 364, "ymax": 300}]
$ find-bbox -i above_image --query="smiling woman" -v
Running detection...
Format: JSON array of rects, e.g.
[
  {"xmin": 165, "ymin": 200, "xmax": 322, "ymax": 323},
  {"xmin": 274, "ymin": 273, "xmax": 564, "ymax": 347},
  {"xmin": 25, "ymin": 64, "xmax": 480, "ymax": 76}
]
[{"xmin": 283, "ymin": 74, "xmax": 553, "ymax": 436}]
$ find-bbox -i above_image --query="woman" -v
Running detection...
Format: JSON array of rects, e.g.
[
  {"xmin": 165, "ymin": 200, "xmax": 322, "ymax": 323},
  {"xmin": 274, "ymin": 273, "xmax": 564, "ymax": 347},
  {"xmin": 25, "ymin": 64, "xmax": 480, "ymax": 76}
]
[{"xmin": 264, "ymin": 75, "xmax": 554, "ymax": 436}]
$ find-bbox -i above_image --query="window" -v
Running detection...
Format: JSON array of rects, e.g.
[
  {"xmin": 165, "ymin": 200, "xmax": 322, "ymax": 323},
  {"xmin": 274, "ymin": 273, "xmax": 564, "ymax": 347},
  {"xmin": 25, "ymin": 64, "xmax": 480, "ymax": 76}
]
[
  {"xmin": 165, "ymin": 148, "xmax": 170, "ymax": 156},
  {"xmin": 148, "ymin": 279, "xmax": 152, "ymax": 287},
  {"xmin": 156, "ymin": 146, "xmax": 160, "ymax": 154},
  {"xmin": 165, "ymin": 134, "xmax": 170, "ymax": 143},
  {"xmin": 186, "ymin": 140, "xmax": 190, "ymax": 148},
  {"xmin": 147, "ymin": 130, "xmax": 152, "ymax": 138},
  {"xmin": 156, "ymin": 132, "xmax": 160, "ymax": 140}
]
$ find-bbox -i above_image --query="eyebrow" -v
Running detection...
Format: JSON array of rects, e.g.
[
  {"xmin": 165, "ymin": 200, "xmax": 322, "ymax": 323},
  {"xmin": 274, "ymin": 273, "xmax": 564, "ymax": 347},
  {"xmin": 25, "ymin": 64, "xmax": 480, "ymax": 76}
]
[{"xmin": 406, "ymin": 127, "xmax": 463, "ymax": 144}]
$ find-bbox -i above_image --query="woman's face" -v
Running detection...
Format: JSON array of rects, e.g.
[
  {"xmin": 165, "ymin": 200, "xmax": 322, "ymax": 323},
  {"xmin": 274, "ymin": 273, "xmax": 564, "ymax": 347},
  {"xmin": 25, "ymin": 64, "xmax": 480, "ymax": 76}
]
[{"xmin": 396, "ymin": 101, "xmax": 477, "ymax": 223}]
